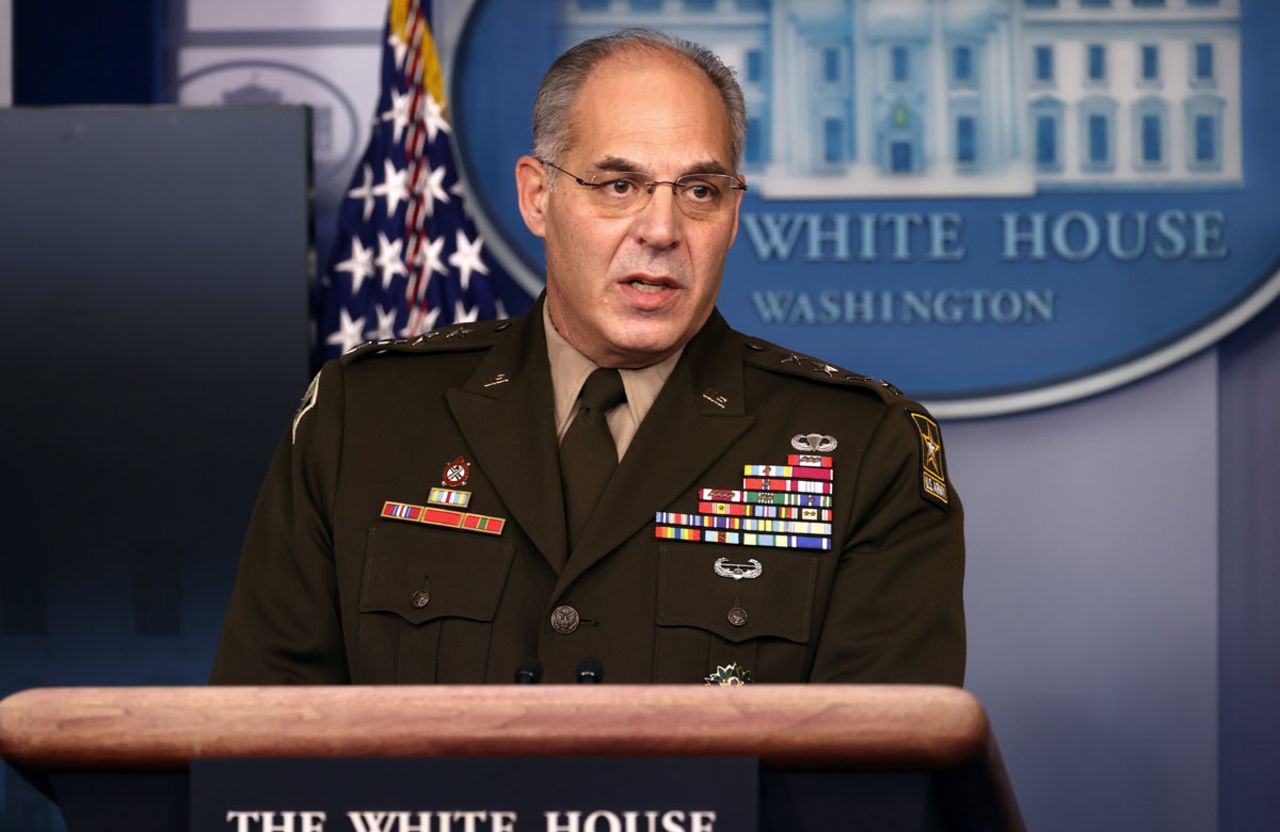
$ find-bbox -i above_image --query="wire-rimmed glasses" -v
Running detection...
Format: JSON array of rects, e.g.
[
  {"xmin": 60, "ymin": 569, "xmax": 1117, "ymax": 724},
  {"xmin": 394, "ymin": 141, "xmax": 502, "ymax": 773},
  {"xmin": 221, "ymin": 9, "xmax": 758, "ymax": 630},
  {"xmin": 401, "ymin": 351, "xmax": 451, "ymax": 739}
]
[{"xmin": 542, "ymin": 160, "xmax": 747, "ymax": 220}]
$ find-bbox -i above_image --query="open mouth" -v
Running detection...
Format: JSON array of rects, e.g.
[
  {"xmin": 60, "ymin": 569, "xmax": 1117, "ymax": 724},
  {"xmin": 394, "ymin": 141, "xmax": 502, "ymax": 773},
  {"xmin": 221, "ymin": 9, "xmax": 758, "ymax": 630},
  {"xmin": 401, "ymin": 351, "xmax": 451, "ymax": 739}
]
[
  {"xmin": 618, "ymin": 273, "xmax": 681, "ymax": 311},
  {"xmin": 628, "ymin": 278, "xmax": 671, "ymax": 294},
  {"xmin": 623, "ymin": 274, "xmax": 678, "ymax": 293}
]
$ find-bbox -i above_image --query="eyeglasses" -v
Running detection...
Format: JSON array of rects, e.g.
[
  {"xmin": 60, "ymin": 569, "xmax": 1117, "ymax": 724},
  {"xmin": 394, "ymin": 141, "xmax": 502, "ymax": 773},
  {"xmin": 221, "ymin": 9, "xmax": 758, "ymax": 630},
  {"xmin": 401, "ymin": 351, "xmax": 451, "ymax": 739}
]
[{"xmin": 542, "ymin": 160, "xmax": 747, "ymax": 219}]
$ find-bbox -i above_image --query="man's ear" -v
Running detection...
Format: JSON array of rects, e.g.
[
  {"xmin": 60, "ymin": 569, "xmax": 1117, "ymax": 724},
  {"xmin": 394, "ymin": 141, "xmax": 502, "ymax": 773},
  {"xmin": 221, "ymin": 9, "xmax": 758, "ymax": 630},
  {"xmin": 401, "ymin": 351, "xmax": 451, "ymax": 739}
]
[{"xmin": 515, "ymin": 155, "xmax": 549, "ymax": 238}]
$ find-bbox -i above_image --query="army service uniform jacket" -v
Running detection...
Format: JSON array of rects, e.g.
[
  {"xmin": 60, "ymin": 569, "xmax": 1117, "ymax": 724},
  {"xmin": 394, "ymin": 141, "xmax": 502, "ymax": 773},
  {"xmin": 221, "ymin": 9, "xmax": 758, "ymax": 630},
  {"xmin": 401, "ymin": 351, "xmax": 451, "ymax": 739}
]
[{"xmin": 211, "ymin": 304, "xmax": 965, "ymax": 686}]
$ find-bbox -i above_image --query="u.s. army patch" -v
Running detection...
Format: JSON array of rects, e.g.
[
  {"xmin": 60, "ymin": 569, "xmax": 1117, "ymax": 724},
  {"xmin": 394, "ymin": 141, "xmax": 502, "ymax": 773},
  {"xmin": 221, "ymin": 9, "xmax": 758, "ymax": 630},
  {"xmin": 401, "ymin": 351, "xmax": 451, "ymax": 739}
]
[
  {"xmin": 291, "ymin": 372, "xmax": 320, "ymax": 444},
  {"xmin": 906, "ymin": 411, "xmax": 949, "ymax": 509}
]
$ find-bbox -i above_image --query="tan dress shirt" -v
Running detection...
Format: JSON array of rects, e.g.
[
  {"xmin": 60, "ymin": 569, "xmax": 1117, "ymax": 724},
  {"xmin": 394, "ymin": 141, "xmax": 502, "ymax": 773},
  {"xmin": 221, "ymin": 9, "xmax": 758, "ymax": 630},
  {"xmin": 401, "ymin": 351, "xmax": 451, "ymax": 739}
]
[{"xmin": 543, "ymin": 304, "xmax": 682, "ymax": 461}]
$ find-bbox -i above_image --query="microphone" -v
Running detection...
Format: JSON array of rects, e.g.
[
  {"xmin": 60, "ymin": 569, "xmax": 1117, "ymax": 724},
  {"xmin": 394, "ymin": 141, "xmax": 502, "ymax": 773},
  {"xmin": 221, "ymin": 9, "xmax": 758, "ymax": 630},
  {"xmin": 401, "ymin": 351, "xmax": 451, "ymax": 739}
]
[
  {"xmin": 514, "ymin": 657, "xmax": 543, "ymax": 684},
  {"xmin": 576, "ymin": 656, "xmax": 604, "ymax": 684}
]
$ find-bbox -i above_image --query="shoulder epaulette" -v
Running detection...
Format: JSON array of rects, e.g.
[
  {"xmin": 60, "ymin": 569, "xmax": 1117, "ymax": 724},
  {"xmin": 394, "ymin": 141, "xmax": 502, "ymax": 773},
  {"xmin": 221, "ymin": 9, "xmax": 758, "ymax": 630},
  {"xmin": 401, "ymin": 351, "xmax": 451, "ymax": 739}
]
[
  {"xmin": 741, "ymin": 337, "xmax": 903, "ymax": 404},
  {"xmin": 340, "ymin": 318, "xmax": 511, "ymax": 365}
]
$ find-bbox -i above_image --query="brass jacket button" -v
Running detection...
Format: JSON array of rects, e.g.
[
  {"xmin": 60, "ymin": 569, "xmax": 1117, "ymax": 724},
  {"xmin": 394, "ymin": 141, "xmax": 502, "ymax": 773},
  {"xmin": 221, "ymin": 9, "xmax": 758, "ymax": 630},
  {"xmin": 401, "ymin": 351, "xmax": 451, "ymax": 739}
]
[
  {"xmin": 409, "ymin": 590, "xmax": 431, "ymax": 609},
  {"xmin": 550, "ymin": 605, "xmax": 580, "ymax": 635},
  {"xmin": 727, "ymin": 606, "xmax": 748, "ymax": 627}
]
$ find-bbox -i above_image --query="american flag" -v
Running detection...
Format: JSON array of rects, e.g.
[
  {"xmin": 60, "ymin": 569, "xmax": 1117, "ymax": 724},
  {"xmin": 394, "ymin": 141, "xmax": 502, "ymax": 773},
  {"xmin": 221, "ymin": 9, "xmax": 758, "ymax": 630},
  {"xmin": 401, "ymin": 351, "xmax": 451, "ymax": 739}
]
[{"xmin": 315, "ymin": 0, "xmax": 514, "ymax": 363}]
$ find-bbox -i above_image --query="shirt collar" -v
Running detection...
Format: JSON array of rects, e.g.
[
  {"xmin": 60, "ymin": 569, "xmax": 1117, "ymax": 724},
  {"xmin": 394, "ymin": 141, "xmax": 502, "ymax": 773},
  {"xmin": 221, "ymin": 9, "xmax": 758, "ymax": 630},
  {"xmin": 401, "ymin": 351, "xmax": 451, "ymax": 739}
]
[{"xmin": 543, "ymin": 303, "xmax": 683, "ymax": 437}]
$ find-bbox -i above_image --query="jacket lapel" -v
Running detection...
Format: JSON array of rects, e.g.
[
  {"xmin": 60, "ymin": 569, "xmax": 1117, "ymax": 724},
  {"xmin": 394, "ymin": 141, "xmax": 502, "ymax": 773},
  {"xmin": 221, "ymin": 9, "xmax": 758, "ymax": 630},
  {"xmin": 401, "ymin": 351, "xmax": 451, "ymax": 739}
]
[
  {"xmin": 446, "ymin": 302, "xmax": 569, "ymax": 572},
  {"xmin": 553, "ymin": 311, "xmax": 754, "ymax": 594}
]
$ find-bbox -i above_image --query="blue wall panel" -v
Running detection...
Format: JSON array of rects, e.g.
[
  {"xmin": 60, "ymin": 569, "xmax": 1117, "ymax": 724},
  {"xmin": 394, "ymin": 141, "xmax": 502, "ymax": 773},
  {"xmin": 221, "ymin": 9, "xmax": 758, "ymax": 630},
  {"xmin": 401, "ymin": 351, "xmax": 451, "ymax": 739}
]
[
  {"xmin": 950, "ymin": 352, "xmax": 1220, "ymax": 832},
  {"xmin": 1218, "ymin": 296, "xmax": 1280, "ymax": 832}
]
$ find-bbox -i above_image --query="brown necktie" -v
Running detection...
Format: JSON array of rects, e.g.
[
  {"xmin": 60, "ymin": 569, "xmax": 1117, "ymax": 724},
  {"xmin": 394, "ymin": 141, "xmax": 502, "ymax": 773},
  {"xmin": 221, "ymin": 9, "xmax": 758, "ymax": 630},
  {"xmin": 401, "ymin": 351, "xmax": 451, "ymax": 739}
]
[{"xmin": 559, "ymin": 368, "xmax": 627, "ymax": 552}]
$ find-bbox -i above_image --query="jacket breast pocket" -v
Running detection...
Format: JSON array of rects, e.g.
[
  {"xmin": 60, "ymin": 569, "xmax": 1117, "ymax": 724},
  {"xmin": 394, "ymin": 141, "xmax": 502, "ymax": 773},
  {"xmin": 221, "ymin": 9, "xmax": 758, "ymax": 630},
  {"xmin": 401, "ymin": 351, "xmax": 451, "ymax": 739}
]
[
  {"xmin": 357, "ymin": 524, "xmax": 515, "ymax": 683},
  {"xmin": 653, "ymin": 544, "xmax": 819, "ymax": 683}
]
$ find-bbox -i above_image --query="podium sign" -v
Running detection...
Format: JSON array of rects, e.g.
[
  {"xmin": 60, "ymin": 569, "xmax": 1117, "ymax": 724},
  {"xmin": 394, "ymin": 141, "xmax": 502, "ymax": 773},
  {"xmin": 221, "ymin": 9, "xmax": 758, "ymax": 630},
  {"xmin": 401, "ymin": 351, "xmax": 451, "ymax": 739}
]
[{"xmin": 191, "ymin": 758, "xmax": 757, "ymax": 832}]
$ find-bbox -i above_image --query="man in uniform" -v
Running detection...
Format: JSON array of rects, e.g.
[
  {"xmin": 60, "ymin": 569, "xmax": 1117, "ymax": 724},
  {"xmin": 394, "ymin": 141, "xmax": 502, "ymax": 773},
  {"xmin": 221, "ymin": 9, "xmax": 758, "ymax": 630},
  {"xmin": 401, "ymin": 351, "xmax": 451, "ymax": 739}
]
[{"xmin": 211, "ymin": 29, "xmax": 964, "ymax": 686}]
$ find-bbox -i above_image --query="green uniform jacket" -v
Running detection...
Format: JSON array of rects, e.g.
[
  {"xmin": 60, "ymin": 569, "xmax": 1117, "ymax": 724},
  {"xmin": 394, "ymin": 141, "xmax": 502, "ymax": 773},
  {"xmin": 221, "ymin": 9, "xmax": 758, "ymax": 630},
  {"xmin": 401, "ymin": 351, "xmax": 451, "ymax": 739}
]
[{"xmin": 210, "ymin": 304, "xmax": 965, "ymax": 686}]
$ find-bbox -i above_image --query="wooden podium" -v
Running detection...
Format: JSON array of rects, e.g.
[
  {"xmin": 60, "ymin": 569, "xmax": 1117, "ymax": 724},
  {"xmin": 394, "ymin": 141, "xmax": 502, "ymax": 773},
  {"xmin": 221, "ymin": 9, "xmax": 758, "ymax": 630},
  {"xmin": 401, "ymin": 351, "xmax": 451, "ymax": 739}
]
[{"xmin": 0, "ymin": 685, "xmax": 1022, "ymax": 831}]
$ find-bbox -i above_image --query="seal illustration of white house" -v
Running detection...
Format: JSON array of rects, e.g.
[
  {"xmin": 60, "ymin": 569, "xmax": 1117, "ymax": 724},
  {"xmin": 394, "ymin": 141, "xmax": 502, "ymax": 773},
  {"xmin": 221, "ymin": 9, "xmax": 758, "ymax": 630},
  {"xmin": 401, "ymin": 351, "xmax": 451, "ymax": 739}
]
[{"xmin": 561, "ymin": 0, "xmax": 1242, "ymax": 199}]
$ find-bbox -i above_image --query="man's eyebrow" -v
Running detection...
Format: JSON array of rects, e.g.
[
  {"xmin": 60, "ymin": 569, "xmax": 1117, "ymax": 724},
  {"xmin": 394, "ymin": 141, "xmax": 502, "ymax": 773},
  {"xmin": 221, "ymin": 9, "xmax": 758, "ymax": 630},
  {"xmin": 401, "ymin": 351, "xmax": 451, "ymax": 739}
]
[
  {"xmin": 590, "ymin": 156, "xmax": 646, "ymax": 174},
  {"xmin": 588, "ymin": 156, "xmax": 734, "ymax": 177},
  {"xmin": 681, "ymin": 160, "xmax": 734, "ymax": 177}
]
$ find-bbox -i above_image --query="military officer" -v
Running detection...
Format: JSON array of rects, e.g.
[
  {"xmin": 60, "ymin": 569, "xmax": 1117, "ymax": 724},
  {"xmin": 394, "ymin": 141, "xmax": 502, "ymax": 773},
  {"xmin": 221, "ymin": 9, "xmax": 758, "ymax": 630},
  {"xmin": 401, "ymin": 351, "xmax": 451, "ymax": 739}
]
[{"xmin": 210, "ymin": 29, "xmax": 964, "ymax": 687}]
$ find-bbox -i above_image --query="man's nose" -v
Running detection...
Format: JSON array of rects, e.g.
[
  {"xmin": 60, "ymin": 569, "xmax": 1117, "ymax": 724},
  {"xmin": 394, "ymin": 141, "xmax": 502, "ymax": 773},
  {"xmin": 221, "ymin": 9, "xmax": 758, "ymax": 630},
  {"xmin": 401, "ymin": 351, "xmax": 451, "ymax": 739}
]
[{"xmin": 632, "ymin": 183, "xmax": 681, "ymax": 250}]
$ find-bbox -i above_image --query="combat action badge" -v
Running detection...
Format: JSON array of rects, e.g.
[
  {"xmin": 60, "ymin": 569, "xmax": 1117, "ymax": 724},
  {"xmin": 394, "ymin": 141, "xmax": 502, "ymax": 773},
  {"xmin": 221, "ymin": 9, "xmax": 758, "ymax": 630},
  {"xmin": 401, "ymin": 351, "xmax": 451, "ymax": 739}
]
[{"xmin": 907, "ymin": 411, "xmax": 949, "ymax": 509}]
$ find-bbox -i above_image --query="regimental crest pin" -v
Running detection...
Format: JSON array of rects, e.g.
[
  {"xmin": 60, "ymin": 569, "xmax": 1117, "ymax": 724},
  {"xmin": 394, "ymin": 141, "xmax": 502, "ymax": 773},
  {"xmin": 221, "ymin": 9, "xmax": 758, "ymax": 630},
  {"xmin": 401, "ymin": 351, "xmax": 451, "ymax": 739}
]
[
  {"xmin": 906, "ymin": 411, "xmax": 949, "ymax": 510},
  {"xmin": 705, "ymin": 663, "xmax": 753, "ymax": 686},
  {"xmin": 441, "ymin": 456, "xmax": 473, "ymax": 488}
]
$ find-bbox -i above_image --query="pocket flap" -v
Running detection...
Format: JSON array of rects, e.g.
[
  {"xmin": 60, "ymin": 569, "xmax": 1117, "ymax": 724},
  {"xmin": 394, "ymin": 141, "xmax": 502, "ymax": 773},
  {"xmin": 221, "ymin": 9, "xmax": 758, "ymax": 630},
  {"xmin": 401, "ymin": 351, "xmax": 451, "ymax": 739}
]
[
  {"xmin": 655, "ymin": 545, "xmax": 818, "ymax": 644},
  {"xmin": 359, "ymin": 524, "xmax": 515, "ymax": 625}
]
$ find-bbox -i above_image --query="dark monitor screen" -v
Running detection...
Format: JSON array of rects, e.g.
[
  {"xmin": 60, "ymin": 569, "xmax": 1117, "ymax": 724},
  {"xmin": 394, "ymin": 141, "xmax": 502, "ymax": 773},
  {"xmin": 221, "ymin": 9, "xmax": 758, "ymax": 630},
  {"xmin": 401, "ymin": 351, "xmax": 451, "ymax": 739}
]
[{"xmin": 0, "ymin": 106, "xmax": 311, "ymax": 688}]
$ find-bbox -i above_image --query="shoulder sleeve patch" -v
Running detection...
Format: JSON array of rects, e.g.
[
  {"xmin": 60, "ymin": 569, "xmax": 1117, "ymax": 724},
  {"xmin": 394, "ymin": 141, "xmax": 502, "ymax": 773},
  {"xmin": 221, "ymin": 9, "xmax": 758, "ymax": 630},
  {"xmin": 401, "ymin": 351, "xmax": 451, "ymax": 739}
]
[
  {"xmin": 292, "ymin": 371, "xmax": 321, "ymax": 445},
  {"xmin": 905, "ymin": 409, "xmax": 949, "ymax": 510}
]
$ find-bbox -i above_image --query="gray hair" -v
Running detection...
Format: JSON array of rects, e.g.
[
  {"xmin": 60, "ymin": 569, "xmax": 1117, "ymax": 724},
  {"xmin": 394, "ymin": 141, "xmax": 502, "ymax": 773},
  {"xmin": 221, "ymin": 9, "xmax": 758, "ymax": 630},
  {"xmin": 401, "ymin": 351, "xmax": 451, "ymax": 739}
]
[{"xmin": 531, "ymin": 28, "xmax": 747, "ymax": 175}]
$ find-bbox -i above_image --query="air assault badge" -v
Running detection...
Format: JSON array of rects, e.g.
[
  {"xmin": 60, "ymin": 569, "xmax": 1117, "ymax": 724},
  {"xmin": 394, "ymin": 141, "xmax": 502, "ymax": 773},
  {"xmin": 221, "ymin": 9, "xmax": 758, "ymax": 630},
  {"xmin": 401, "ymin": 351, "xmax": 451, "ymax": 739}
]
[{"xmin": 907, "ymin": 411, "xmax": 949, "ymax": 509}]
